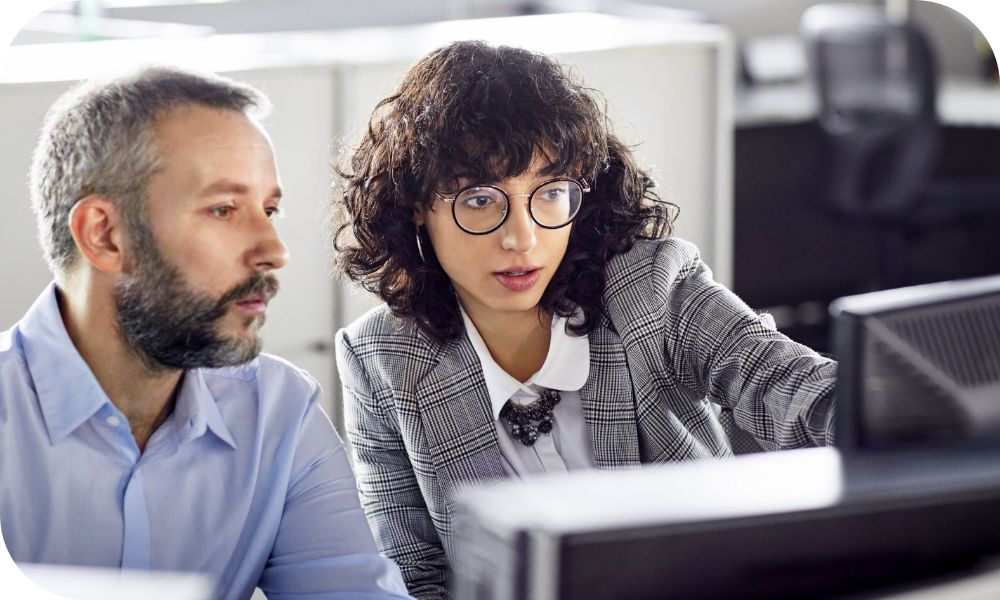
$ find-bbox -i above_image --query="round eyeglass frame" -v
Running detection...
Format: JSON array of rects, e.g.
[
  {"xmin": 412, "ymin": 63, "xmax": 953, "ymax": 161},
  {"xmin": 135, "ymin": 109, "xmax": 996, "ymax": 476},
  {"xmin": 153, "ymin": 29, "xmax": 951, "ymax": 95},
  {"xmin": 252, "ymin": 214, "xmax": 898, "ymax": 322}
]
[{"xmin": 434, "ymin": 177, "xmax": 590, "ymax": 235}]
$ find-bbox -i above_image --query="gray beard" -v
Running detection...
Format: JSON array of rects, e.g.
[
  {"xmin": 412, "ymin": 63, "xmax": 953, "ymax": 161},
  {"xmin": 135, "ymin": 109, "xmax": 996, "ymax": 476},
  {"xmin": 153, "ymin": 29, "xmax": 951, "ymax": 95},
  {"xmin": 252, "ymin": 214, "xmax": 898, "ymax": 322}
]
[{"xmin": 113, "ymin": 239, "xmax": 277, "ymax": 373}]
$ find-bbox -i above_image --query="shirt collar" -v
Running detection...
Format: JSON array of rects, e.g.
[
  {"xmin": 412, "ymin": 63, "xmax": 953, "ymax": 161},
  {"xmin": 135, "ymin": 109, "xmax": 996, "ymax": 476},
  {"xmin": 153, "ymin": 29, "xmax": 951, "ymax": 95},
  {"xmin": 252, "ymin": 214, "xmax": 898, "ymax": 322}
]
[
  {"xmin": 459, "ymin": 307, "xmax": 590, "ymax": 420},
  {"xmin": 19, "ymin": 282, "xmax": 236, "ymax": 449},
  {"xmin": 19, "ymin": 283, "xmax": 111, "ymax": 445},
  {"xmin": 172, "ymin": 368, "xmax": 238, "ymax": 449}
]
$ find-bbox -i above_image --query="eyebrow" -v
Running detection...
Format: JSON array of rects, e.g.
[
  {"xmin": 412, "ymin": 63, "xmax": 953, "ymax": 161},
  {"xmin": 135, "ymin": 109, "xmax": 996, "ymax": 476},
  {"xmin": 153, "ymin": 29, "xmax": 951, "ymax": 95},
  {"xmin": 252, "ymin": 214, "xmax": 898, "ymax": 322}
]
[
  {"xmin": 200, "ymin": 180, "xmax": 282, "ymax": 199},
  {"xmin": 453, "ymin": 169, "xmax": 560, "ymax": 185}
]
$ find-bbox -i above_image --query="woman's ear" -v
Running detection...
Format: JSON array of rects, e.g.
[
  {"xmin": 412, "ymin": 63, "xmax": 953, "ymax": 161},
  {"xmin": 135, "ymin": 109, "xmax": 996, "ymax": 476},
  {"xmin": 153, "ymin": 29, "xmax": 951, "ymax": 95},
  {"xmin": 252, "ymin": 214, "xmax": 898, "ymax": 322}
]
[
  {"xmin": 68, "ymin": 195, "xmax": 127, "ymax": 274},
  {"xmin": 413, "ymin": 208, "xmax": 426, "ymax": 227}
]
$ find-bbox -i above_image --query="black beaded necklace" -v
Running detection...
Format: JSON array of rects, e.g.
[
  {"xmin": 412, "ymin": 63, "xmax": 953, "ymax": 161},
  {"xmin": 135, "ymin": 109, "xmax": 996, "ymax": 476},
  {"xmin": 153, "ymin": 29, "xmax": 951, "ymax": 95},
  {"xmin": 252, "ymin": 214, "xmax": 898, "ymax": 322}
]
[{"xmin": 498, "ymin": 388, "xmax": 561, "ymax": 447}]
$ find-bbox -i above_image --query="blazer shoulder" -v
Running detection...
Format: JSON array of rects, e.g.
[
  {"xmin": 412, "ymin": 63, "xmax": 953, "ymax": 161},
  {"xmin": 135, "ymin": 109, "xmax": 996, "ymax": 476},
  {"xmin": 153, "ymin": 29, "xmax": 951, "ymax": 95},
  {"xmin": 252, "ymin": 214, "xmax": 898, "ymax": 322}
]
[
  {"xmin": 338, "ymin": 303, "xmax": 435, "ymax": 353},
  {"xmin": 336, "ymin": 303, "xmax": 444, "ymax": 390},
  {"xmin": 605, "ymin": 237, "xmax": 705, "ymax": 300}
]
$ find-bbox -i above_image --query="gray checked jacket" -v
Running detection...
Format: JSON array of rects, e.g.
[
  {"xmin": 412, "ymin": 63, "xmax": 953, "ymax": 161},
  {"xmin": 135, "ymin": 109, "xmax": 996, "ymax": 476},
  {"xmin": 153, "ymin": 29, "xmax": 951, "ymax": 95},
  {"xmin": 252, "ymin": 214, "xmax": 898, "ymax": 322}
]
[{"xmin": 336, "ymin": 237, "xmax": 836, "ymax": 599}]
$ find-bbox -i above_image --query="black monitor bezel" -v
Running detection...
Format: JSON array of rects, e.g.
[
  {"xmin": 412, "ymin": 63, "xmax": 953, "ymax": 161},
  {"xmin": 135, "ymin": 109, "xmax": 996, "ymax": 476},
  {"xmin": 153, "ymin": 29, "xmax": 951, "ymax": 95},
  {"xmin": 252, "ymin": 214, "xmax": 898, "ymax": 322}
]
[{"xmin": 829, "ymin": 275, "xmax": 1000, "ymax": 453}]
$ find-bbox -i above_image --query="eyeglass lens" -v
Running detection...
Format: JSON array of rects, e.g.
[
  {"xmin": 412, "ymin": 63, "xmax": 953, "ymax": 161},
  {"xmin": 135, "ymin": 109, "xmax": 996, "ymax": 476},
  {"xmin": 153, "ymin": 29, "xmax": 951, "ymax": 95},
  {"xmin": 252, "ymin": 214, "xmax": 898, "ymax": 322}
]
[{"xmin": 453, "ymin": 180, "xmax": 583, "ymax": 233}]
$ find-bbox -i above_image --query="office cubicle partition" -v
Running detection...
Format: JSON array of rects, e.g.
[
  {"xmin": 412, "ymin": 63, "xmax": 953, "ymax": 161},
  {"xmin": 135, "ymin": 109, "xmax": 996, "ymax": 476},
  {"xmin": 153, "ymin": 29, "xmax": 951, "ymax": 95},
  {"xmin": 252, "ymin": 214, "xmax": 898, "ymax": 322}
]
[{"xmin": 0, "ymin": 13, "xmax": 733, "ymax": 427}]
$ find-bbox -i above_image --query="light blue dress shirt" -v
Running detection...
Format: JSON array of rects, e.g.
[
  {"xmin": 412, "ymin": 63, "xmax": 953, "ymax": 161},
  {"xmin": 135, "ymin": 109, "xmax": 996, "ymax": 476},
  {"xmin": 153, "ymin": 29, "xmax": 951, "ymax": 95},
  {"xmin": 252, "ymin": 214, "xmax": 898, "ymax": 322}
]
[{"xmin": 0, "ymin": 284, "xmax": 411, "ymax": 600}]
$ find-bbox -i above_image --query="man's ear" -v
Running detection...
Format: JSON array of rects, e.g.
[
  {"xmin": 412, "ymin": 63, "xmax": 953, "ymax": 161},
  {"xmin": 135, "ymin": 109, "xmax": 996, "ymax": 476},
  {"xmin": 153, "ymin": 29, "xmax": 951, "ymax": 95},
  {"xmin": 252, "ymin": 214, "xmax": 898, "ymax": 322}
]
[{"xmin": 68, "ymin": 195, "xmax": 127, "ymax": 274}]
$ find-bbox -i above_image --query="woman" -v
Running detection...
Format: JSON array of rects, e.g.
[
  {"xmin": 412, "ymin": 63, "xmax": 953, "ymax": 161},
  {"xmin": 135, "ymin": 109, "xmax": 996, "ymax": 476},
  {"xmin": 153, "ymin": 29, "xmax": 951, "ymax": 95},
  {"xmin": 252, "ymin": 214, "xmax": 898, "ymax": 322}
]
[{"xmin": 332, "ymin": 40, "xmax": 835, "ymax": 598}]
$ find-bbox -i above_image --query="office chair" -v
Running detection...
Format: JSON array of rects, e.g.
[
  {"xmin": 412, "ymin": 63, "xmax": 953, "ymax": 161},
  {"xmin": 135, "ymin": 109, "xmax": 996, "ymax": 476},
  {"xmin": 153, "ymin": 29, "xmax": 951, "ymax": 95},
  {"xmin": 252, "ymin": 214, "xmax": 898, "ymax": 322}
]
[{"xmin": 802, "ymin": 3, "xmax": 1000, "ymax": 289}]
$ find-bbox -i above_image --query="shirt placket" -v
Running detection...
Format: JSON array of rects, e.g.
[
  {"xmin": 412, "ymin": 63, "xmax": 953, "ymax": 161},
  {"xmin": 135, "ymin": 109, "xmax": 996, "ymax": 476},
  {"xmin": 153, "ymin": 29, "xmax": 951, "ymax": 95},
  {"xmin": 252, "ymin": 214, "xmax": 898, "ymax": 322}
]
[
  {"xmin": 94, "ymin": 403, "xmax": 152, "ymax": 570},
  {"xmin": 513, "ymin": 389, "xmax": 568, "ymax": 474},
  {"xmin": 121, "ymin": 460, "xmax": 151, "ymax": 569},
  {"xmin": 533, "ymin": 433, "xmax": 568, "ymax": 473}
]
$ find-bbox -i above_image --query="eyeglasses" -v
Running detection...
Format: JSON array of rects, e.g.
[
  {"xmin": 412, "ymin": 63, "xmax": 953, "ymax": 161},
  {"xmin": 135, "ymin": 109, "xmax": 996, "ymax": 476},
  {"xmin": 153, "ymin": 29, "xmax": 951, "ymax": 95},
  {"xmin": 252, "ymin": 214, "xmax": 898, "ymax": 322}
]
[{"xmin": 434, "ymin": 178, "xmax": 589, "ymax": 235}]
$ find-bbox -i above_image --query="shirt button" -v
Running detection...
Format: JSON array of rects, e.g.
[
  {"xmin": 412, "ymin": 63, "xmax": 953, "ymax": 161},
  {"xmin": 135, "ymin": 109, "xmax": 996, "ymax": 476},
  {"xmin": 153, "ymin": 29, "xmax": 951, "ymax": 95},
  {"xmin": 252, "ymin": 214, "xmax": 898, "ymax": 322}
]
[{"xmin": 105, "ymin": 415, "xmax": 121, "ymax": 427}]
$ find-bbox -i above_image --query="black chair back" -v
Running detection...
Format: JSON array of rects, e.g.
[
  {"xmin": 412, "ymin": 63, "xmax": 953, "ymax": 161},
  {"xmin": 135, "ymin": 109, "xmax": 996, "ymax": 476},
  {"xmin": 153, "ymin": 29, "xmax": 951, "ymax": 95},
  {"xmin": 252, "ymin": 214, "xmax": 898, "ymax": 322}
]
[{"xmin": 803, "ymin": 4, "xmax": 940, "ymax": 222}]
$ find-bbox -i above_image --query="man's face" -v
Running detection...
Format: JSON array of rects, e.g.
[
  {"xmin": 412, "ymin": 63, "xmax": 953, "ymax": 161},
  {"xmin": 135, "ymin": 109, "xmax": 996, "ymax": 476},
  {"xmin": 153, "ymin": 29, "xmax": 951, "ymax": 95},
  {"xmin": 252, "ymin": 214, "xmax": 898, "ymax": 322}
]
[{"xmin": 114, "ymin": 104, "xmax": 288, "ymax": 371}]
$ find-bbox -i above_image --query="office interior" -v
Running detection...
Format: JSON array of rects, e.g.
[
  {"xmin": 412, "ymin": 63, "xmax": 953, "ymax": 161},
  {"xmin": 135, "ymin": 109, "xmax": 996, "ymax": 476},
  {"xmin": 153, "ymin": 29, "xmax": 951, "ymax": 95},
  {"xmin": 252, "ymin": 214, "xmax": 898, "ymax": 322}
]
[
  {"xmin": 4, "ymin": 0, "xmax": 997, "ymax": 420},
  {"xmin": 2, "ymin": 1, "xmax": 1000, "ymax": 598}
]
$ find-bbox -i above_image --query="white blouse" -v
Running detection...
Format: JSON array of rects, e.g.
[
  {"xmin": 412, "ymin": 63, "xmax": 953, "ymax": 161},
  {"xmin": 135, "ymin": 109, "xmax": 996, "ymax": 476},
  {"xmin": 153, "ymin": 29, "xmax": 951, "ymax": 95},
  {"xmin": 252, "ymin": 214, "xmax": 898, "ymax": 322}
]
[{"xmin": 459, "ymin": 308, "xmax": 596, "ymax": 476}]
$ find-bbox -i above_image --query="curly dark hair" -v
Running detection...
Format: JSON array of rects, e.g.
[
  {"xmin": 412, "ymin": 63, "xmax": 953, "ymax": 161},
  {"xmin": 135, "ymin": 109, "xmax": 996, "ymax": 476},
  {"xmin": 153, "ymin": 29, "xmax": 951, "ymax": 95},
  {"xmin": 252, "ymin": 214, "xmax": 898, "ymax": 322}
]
[{"xmin": 332, "ymin": 40, "xmax": 675, "ymax": 343}]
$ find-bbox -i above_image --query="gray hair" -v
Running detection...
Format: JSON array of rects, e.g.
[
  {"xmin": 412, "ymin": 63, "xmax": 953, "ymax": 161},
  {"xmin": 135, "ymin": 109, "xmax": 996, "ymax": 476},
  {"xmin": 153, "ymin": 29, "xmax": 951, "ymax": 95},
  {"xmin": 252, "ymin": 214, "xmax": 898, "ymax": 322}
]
[{"xmin": 29, "ymin": 65, "xmax": 271, "ymax": 281}]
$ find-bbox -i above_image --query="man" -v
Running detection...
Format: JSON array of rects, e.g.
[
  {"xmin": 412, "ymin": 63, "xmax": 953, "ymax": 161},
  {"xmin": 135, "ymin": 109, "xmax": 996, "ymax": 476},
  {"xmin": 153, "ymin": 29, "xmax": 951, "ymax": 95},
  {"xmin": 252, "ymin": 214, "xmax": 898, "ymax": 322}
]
[{"xmin": 0, "ymin": 66, "xmax": 410, "ymax": 600}]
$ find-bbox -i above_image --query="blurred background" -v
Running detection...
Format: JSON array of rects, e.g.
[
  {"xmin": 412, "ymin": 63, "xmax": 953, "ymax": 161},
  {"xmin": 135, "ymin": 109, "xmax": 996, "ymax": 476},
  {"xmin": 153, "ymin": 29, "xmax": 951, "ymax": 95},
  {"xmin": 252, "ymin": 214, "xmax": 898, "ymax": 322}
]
[{"xmin": 2, "ymin": 0, "xmax": 998, "ymax": 428}]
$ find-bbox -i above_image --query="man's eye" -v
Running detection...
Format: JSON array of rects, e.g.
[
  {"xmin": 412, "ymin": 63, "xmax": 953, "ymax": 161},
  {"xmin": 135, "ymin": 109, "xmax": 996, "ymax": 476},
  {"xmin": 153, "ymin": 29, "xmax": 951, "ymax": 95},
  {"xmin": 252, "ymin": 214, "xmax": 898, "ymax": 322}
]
[
  {"xmin": 211, "ymin": 206, "xmax": 235, "ymax": 218},
  {"xmin": 265, "ymin": 206, "xmax": 283, "ymax": 219}
]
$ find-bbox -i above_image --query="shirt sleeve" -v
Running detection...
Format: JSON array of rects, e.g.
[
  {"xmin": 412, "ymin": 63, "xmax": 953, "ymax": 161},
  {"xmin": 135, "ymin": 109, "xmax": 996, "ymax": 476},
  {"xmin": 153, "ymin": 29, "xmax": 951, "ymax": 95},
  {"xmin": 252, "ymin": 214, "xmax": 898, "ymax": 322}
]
[
  {"xmin": 661, "ymin": 246, "xmax": 837, "ymax": 449},
  {"xmin": 257, "ymin": 382, "xmax": 413, "ymax": 600},
  {"xmin": 336, "ymin": 330, "xmax": 452, "ymax": 600}
]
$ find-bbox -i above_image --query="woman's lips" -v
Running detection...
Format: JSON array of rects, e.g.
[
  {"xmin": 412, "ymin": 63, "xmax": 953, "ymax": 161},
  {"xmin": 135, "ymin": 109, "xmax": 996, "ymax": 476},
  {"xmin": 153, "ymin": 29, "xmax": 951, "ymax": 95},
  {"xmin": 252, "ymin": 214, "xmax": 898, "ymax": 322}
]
[{"xmin": 493, "ymin": 268, "xmax": 542, "ymax": 291}]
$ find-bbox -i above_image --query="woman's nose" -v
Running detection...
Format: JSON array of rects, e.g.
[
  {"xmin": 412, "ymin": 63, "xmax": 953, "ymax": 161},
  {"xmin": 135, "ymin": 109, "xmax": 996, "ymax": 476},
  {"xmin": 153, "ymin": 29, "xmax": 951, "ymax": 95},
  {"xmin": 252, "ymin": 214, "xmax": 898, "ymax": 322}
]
[{"xmin": 499, "ymin": 198, "xmax": 537, "ymax": 253}]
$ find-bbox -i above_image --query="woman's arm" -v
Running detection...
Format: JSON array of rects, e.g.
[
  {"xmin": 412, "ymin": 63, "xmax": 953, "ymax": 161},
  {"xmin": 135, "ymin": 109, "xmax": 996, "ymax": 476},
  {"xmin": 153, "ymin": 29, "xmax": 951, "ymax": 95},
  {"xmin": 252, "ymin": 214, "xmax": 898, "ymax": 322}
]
[
  {"xmin": 660, "ymin": 246, "xmax": 836, "ymax": 449},
  {"xmin": 336, "ymin": 330, "xmax": 452, "ymax": 599}
]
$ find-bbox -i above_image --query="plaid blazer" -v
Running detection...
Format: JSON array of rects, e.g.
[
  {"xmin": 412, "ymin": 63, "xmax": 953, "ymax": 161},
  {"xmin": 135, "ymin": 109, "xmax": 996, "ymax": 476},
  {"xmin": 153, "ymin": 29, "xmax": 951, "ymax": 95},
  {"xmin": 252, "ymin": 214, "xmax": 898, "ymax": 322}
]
[{"xmin": 336, "ymin": 238, "xmax": 836, "ymax": 599}]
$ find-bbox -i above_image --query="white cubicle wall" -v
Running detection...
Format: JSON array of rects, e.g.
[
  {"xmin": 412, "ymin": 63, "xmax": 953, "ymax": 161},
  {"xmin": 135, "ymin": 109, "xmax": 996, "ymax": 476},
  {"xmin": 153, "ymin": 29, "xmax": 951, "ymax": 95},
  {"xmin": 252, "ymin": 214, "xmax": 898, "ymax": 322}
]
[{"xmin": 0, "ymin": 13, "xmax": 733, "ymax": 428}]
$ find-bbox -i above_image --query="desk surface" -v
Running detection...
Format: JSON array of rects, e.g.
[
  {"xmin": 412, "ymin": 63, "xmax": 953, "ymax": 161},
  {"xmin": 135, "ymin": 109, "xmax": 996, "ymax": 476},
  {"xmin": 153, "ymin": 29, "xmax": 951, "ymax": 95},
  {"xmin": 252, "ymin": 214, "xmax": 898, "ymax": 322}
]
[
  {"xmin": 879, "ymin": 558, "xmax": 1000, "ymax": 599},
  {"xmin": 736, "ymin": 78, "xmax": 1000, "ymax": 128},
  {"xmin": 16, "ymin": 563, "xmax": 214, "ymax": 600}
]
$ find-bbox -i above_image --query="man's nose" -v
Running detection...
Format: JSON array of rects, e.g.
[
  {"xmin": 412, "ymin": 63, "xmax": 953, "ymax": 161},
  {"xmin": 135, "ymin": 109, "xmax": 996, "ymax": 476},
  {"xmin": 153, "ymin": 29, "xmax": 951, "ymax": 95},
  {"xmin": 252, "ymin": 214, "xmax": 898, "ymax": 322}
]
[{"xmin": 250, "ymin": 212, "xmax": 289, "ymax": 271}]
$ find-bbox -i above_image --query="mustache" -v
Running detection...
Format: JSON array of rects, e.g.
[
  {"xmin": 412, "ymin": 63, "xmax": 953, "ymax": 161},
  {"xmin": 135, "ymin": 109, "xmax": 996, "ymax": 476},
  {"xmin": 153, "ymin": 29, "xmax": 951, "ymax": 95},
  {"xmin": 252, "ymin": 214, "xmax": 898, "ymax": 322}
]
[{"xmin": 217, "ymin": 272, "xmax": 280, "ymax": 308}]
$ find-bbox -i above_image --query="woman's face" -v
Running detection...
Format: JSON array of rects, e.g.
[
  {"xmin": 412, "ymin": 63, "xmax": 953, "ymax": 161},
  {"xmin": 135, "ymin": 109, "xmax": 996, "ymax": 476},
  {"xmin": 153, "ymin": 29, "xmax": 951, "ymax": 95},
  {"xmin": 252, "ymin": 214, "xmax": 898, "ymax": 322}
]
[{"xmin": 416, "ymin": 154, "xmax": 573, "ymax": 328}]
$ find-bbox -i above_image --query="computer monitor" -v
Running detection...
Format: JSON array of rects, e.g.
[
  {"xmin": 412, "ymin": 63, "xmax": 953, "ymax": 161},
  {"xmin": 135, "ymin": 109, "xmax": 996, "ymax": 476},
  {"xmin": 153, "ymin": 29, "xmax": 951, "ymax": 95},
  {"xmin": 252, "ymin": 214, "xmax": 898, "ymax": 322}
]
[
  {"xmin": 830, "ymin": 274, "xmax": 1000, "ymax": 453},
  {"xmin": 452, "ymin": 447, "xmax": 1000, "ymax": 600},
  {"xmin": 452, "ymin": 275, "xmax": 1000, "ymax": 600}
]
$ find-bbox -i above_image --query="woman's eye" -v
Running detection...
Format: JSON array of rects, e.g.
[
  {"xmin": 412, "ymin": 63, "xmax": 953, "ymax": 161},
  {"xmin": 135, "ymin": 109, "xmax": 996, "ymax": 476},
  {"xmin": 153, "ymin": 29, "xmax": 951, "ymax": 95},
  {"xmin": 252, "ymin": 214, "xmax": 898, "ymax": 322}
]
[
  {"xmin": 463, "ymin": 195, "xmax": 495, "ymax": 209},
  {"xmin": 542, "ymin": 188, "xmax": 565, "ymax": 201},
  {"xmin": 211, "ymin": 206, "xmax": 235, "ymax": 218},
  {"xmin": 265, "ymin": 206, "xmax": 282, "ymax": 219}
]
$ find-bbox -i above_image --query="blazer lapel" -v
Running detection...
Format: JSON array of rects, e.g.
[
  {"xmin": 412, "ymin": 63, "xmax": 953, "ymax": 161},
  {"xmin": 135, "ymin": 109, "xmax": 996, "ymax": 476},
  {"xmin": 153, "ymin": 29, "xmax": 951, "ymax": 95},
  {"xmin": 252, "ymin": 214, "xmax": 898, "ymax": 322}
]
[
  {"xmin": 580, "ymin": 319, "xmax": 642, "ymax": 468},
  {"xmin": 414, "ymin": 334, "xmax": 507, "ymax": 499}
]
